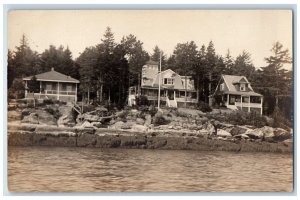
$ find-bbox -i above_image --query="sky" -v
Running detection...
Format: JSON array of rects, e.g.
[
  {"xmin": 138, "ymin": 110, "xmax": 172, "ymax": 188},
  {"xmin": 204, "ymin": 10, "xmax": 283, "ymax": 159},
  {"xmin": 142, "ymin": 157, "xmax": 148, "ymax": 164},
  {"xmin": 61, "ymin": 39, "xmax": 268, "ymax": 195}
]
[{"xmin": 8, "ymin": 10, "xmax": 293, "ymax": 69}]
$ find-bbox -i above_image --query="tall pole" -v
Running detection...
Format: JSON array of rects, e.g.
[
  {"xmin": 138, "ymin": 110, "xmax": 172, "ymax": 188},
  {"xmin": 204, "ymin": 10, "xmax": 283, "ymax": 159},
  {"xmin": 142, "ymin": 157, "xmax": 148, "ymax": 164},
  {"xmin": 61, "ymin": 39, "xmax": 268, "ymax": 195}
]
[{"xmin": 158, "ymin": 52, "xmax": 162, "ymax": 109}]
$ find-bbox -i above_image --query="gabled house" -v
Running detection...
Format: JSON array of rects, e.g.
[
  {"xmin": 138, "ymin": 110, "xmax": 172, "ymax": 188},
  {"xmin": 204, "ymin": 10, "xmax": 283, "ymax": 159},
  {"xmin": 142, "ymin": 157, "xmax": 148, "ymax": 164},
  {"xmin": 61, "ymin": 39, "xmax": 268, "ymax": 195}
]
[
  {"xmin": 213, "ymin": 74, "xmax": 263, "ymax": 114},
  {"xmin": 23, "ymin": 68, "xmax": 80, "ymax": 102},
  {"xmin": 135, "ymin": 61, "xmax": 197, "ymax": 108}
]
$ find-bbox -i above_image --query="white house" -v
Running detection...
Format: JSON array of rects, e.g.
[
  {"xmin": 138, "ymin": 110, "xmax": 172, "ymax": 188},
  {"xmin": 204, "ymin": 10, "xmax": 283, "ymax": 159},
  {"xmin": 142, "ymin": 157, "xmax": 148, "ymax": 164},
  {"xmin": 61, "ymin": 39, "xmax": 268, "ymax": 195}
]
[
  {"xmin": 213, "ymin": 74, "xmax": 263, "ymax": 114},
  {"xmin": 129, "ymin": 60, "xmax": 197, "ymax": 108}
]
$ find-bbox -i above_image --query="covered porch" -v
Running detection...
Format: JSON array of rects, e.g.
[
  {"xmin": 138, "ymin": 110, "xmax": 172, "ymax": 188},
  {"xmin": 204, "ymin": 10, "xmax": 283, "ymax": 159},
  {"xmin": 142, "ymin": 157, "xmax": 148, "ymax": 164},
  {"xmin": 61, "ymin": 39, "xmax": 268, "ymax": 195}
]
[
  {"xmin": 24, "ymin": 80, "xmax": 78, "ymax": 102},
  {"xmin": 141, "ymin": 87, "xmax": 197, "ymax": 103},
  {"xmin": 223, "ymin": 93, "xmax": 263, "ymax": 114}
]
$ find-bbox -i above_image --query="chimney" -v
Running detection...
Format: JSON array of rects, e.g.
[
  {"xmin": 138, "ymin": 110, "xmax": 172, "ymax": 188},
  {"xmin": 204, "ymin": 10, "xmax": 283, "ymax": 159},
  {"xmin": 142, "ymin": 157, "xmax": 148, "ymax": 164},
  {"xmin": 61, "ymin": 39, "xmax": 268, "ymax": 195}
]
[{"xmin": 51, "ymin": 67, "xmax": 54, "ymax": 71}]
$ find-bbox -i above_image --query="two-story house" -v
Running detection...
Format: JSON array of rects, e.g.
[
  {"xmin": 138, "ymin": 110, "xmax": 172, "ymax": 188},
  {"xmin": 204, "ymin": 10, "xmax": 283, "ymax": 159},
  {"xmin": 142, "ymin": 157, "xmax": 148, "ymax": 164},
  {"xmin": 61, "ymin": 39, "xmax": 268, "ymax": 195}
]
[
  {"xmin": 213, "ymin": 74, "xmax": 263, "ymax": 114},
  {"xmin": 129, "ymin": 61, "xmax": 197, "ymax": 108}
]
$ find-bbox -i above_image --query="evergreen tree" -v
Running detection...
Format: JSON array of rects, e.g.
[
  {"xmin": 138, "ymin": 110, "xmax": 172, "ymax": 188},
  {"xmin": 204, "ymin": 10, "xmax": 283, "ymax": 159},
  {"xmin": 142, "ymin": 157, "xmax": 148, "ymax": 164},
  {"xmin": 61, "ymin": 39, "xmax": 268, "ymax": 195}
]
[
  {"xmin": 150, "ymin": 45, "xmax": 166, "ymax": 68},
  {"xmin": 7, "ymin": 50, "xmax": 14, "ymax": 89},
  {"xmin": 121, "ymin": 34, "xmax": 149, "ymax": 92},
  {"xmin": 40, "ymin": 45, "xmax": 78, "ymax": 78},
  {"xmin": 76, "ymin": 46, "xmax": 99, "ymax": 102},
  {"xmin": 27, "ymin": 75, "xmax": 40, "ymax": 93},
  {"xmin": 12, "ymin": 34, "xmax": 41, "ymax": 77},
  {"xmin": 258, "ymin": 42, "xmax": 292, "ymax": 119},
  {"xmin": 232, "ymin": 51, "xmax": 255, "ymax": 79}
]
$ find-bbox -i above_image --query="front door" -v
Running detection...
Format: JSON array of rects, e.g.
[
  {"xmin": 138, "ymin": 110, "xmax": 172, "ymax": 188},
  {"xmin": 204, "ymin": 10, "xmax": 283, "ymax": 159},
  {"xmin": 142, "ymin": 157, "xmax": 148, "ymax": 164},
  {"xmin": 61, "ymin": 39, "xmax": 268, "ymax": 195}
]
[{"xmin": 169, "ymin": 90, "xmax": 174, "ymax": 100}]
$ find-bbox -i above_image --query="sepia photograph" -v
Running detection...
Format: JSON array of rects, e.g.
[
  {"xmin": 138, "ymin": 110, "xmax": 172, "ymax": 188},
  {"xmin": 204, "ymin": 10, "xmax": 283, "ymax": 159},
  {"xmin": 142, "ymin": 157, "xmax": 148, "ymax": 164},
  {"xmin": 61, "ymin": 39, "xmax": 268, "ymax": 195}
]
[{"xmin": 6, "ymin": 8, "xmax": 294, "ymax": 193}]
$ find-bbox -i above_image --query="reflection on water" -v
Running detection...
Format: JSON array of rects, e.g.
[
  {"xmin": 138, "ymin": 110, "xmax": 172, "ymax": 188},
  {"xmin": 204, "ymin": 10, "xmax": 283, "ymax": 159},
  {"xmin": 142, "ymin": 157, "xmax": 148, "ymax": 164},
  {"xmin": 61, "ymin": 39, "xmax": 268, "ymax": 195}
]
[{"xmin": 8, "ymin": 146, "xmax": 293, "ymax": 192}]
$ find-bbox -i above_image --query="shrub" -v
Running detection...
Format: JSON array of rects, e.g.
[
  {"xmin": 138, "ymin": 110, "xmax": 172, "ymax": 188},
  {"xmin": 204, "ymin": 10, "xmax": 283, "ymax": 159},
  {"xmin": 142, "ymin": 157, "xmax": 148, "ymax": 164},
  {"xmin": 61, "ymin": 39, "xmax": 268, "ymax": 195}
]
[
  {"xmin": 136, "ymin": 95, "xmax": 149, "ymax": 106},
  {"xmin": 153, "ymin": 111, "xmax": 170, "ymax": 126},
  {"xmin": 118, "ymin": 110, "xmax": 129, "ymax": 120},
  {"xmin": 43, "ymin": 99, "xmax": 54, "ymax": 104},
  {"xmin": 272, "ymin": 107, "xmax": 292, "ymax": 130},
  {"xmin": 148, "ymin": 105, "xmax": 158, "ymax": 117},
  {"xmin": 197, "ymin": 101, "xmax": 212, "ymax": 113},
  {"xmin": 153, "ymin": 115, "xmax": 170, "ymax": 126},
  {"xmin": 45, "ymin": 107, "xmax": 61, "ymax": 119},
  {"xmin": 207, "ymin": 110, "xmax": 268, "ymax": 128}
]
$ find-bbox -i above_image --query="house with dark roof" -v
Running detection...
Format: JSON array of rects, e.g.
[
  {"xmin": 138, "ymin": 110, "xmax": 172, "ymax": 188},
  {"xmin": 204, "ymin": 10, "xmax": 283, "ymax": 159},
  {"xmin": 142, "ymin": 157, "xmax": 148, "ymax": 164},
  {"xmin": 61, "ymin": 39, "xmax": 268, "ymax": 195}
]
[
  {"xmin": 23, "ymin": 68, "xmax": 80, "ymax": 102},
  {"xmin": 213, "ymin": 74, "xmax": 263, "ymax": 114},
  {"xmin": 128, "ymin": 61, "xmax": 197, "ymax": 108}
]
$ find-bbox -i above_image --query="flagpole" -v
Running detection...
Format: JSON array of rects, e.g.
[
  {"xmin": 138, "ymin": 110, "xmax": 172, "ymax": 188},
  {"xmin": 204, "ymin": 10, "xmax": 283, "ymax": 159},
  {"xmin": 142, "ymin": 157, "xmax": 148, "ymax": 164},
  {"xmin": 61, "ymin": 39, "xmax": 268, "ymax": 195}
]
[{"xmin": 158, "ymin": 52, "xmax": 162, "ymax": 110}]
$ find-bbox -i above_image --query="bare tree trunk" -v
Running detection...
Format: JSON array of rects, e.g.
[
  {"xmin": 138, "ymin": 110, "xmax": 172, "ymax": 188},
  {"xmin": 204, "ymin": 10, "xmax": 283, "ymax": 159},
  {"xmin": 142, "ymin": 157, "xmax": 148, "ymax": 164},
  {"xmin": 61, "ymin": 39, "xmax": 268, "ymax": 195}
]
[
  {"xmin": 208, "ymin": 72, "xmax": 212, "ymax": 106},
  {"xmin": 87, "ymin": 87, "xmax": 90, "ymax": 104},
  {"xmin": 197, "ymin": 75, "xmax": 200, "ymax": 102},
  {"xmin": 137, "ymin": 73, "xmax": 141, "ymax": 96},
  {"xmin": 100, "ymin": 84, "xmax": 103, "ymax": 102},
  {"xmin": 184, "ymin": 75, "xmax": 187, "ymax": 108}
]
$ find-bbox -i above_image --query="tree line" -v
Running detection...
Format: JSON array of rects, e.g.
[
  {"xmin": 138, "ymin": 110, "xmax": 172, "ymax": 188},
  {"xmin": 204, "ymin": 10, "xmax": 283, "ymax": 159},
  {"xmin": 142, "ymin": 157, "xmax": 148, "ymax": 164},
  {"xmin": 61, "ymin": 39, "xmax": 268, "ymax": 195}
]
[{"xmin": 7, "ymin": 27, "xmax": 293, "ymax": 121}]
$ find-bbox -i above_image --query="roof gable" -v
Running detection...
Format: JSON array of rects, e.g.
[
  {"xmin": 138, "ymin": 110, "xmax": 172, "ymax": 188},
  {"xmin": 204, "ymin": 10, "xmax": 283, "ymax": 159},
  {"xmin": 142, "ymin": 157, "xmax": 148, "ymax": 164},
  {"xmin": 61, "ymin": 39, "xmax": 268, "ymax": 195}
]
[
  {"xmin": 222, "ymin": 75, "xmax": 253, "ymax": 92},
  {"xmin": 23, "ymin": 69, "xmax": 79, "ymax": 83}
]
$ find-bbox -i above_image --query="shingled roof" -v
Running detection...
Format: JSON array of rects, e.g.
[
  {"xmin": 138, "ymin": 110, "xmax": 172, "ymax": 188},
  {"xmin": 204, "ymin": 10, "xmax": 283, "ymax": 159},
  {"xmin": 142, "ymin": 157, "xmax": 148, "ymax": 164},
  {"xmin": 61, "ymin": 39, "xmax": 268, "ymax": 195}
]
[
  {"xmin": 222, "ymin": 75, "xmax": 253, "ymax": 91},
  {"xmin": 23, "ymin": 68, "xmax": 80, "ymax": 83},
  {"xmin": 221, "ymin": 74, "xmax": 262, "ymax": 97}
]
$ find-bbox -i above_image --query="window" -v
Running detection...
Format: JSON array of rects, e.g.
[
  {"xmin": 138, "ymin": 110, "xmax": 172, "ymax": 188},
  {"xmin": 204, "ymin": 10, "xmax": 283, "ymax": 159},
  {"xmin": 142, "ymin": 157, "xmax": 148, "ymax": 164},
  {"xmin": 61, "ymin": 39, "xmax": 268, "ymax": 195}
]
[
  {"xmin": 164, "ymin": 78, "xmax": 174, "ymax": 85},
  {"xmin": 51, "ymin": 83, "xmax": 57, "ymax": 90},
  {"xmin": 67, "ymin": 84, "xmax": 72, "ymax": 91},
  {"xmin": 62, "ymin": 84, "xmax": 67, "ymax": 91},
  {"xmin": 250, "ymin": 96, "xmax": 261, "ymax": 103},
  {"xmin": 229, "ymin": 95, "xmax": 235, "ymax": 105},
  {"xmin": 240, "ymin": 83, "xmax": 245, "ymax": 91},
  {"xmin": 220, "ymin": 83, "xmax": 224, "ymax": 91},
  {"xmin": 242, "ymin": 97, "xmax": 250, "ymax": 103}
]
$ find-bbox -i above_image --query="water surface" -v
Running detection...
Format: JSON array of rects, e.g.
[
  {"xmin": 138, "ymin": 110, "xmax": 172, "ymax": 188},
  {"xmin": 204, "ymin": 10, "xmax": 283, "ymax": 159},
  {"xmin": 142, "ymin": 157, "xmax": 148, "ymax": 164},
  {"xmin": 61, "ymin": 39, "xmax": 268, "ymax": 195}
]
[{"xmin": 8, "ymin": 146, "xmax": 293, "ymax": 192}]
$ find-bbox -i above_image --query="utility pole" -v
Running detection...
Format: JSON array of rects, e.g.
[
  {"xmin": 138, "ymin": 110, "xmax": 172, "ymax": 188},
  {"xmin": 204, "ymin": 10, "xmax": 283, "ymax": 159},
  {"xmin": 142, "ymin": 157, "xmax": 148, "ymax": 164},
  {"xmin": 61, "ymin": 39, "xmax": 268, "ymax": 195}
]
[
  {"xmin": 184, "ymin": 74, "xmax": 187, "ymax": 108},
  {"xmin": 158, "ymin": 52, "xmax": 162, "ymax": 110}
]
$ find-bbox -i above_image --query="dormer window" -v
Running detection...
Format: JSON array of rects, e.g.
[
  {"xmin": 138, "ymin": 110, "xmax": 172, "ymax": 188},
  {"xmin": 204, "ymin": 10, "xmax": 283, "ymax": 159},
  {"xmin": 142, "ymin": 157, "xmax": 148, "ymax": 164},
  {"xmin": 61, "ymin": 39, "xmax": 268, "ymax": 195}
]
[
  {"xmin": 220, "ymin": 83, "xmax": 224, "ymax": 91},
  {"xmin": 240, "ymin": 83, "xmax": 246, "ymax": 91},
  {"xmin": 164, "ymin": 78, "xmax": 174, "ymax": 85}
]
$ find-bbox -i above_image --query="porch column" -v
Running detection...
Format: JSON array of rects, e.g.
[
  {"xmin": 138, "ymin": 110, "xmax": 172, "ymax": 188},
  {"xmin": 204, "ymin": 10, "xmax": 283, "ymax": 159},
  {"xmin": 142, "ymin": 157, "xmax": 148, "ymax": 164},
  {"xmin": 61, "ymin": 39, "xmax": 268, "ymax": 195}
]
[
  {"xmin": 75, "ymin": 83, "xmax": 78, "ymax": 103},
  {"xmin": 174, "ymin": 91, "xmax": 176, "ymax": 99},
  {"xmin": 241, "ymin": 96, "xmax": 243, "ymax": 110},
  {"xmin": 227, "ymin": 94, "xmax": 229, "ymax": 106},
  {"xmin": 248, "ymin": 96, "xmax": 251, "ymax": 112},
  {"xmin": 57, "ymin": 82, "xmax": 60, "ymax": 100},
  {"xmin": 261, "ymin": 96, "xmax": 263, "ymax": 115},
  {"xmin": 25, "ymin": 81, "xmax": 28, "ymax": 97},
  {"xmin": 39, "ymin": 81, "xmax": 42, "ymax": 99}
]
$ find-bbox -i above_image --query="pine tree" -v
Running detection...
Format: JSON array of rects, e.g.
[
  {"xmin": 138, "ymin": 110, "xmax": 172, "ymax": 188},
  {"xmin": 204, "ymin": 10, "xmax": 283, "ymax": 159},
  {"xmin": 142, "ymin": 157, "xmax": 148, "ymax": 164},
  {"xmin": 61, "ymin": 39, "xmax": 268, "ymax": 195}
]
[
  {"xmin": 12, "ymin": 34, "xmax": 41, "ymax": 77},
  {"xmin": 150, "ymin": 45, "xmax": 166, "ymax": 68}
]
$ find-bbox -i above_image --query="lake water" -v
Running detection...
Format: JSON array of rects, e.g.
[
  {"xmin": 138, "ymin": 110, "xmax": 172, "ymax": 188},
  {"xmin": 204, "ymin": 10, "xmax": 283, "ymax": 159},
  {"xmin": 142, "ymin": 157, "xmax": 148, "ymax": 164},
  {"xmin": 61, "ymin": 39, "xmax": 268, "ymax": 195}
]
[{"xmin": 8, "ymin": 146, "xmax": 293, "ymax": 192}]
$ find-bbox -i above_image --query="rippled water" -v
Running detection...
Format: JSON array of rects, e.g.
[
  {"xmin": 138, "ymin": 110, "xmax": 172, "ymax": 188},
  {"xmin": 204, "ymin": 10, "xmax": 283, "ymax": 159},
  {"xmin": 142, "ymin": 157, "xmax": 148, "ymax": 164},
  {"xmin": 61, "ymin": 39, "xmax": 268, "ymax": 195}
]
[{"xmin": 8, "ymin": 146, "xmax": 293, "ymax": 192}]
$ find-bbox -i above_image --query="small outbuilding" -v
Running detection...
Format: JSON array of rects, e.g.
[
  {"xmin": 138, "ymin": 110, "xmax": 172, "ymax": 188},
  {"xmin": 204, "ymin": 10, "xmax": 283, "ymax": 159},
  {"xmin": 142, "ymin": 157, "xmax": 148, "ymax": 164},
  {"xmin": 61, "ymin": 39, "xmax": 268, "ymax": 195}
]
[{"xmin": 23, "ymin": 68, "xmax": 80, "ymax": 102}]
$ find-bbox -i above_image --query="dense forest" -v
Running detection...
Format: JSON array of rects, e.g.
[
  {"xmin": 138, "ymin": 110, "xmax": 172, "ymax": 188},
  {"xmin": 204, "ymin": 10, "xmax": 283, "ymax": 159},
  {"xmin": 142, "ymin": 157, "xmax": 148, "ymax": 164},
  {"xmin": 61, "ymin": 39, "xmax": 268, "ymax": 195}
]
[{"xmin": 7, "ymin": 27, "xmax": 293, "ymax": 123}]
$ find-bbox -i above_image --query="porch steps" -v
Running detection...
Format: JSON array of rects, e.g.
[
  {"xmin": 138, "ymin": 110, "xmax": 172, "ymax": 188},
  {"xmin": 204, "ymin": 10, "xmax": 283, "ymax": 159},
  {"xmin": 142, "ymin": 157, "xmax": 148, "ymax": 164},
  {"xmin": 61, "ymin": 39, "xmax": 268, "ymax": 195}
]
[
  {"xmin": 166, "ymin": 96, "xmax": 177, "ymax": 108},
  {"xmin": 72, "ymin": 102, "xmax": 82, "ymax": 115}
]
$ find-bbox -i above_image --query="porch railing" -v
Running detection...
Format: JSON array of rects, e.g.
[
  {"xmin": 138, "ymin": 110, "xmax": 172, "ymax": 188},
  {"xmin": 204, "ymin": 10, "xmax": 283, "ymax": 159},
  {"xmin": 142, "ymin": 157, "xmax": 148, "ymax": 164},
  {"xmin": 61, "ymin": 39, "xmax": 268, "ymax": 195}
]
[{"xmin": 41, "ymin": 90, "xmax": 76, "ymax": 95}]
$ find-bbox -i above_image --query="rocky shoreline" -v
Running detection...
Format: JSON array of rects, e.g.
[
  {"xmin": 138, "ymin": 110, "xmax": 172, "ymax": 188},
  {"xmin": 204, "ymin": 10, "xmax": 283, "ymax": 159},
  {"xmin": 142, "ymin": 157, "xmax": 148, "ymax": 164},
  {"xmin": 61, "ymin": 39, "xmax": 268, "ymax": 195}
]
[
  {"xmin": 7, "ymin": 123, "xmax": 293, "ymax": 153},
  {"xmin": 7, "ymin": 100, "xmax": 293, "ymax": 153}
]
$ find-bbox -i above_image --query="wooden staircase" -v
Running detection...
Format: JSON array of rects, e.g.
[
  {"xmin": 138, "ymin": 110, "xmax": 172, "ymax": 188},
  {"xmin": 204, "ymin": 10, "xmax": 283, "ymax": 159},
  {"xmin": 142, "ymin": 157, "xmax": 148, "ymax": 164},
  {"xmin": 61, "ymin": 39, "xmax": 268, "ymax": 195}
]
[{"xmin": 166, "ymin": 96, "xmax": 177, "ymax": 108}]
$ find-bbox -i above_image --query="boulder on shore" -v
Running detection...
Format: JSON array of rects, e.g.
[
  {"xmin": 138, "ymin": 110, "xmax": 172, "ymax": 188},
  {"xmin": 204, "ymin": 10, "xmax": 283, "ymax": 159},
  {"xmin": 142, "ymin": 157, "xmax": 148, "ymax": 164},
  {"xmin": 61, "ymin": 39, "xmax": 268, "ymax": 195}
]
[
  {"xmin": 131, "ymin": 124, "xmax": 148, "ymax": 132},
  {"xmin": 273, "ymin": 128, "xmax": 291, "ymax": 141},
  {"xmin": 217, "ymin": 129, "xmax": 232, "ymax": 137},
  {"xmin": 230, "ymin": 126, "xmax": 249, "ymax": 136},
  {"xmin": 36, "ymin": 110, "xmax": 57, "ymax": 126},
  {"xmin": 111, "ymin": 121, "xmax": 125, "ymax": 129},
  {"xmin": 21, "ymin": 113, "xmax": 39, "ymax": 124},
  {"xmin": 144, "ymin": 114, "xmax": 152, "ymax": 126},
  {"xmin": 8, "ymin": 110, "xmax": 22, "ymax": 121},
  {"xmin": 136, "ymin": 118, "xmax": 145, "ymax": 125}
]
